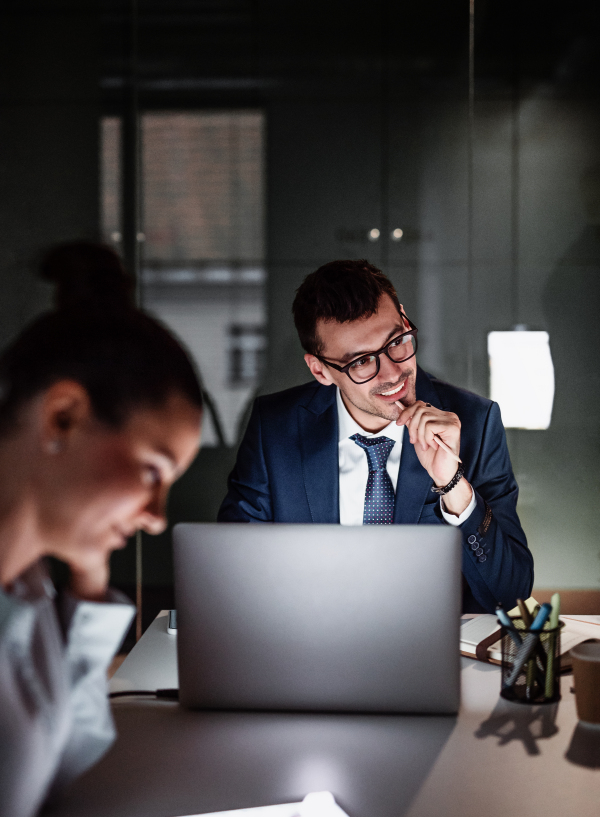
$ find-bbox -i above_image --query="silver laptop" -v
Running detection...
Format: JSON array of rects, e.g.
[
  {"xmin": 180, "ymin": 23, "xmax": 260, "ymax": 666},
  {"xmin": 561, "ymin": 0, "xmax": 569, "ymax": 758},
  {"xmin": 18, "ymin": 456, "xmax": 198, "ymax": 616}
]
[{"xmin": 173, "ymin": 523, "xmax": 461, "ymax": 714}]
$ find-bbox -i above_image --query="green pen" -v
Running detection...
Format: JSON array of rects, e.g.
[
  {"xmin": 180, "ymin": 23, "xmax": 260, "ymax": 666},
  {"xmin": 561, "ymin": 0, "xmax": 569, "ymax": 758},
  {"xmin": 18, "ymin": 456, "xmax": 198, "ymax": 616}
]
[
  {"xmin": 518, "ymin": 599, "xmax": 536, "ymax": 700},
  {"xmin": 544, "ymin": 592, "xmax": 561, "ymax": 699}
]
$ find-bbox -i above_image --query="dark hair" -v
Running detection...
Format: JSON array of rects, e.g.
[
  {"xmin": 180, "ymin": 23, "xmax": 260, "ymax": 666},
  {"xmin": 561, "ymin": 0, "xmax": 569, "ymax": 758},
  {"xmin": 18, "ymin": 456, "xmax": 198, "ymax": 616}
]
[
  {"xmin": 0, "ymin": 242, "xmax": 203, "ymax": 434},
  {"xmin": 292, "ymin": 259, "xmax": 402, "ymax": 355}
]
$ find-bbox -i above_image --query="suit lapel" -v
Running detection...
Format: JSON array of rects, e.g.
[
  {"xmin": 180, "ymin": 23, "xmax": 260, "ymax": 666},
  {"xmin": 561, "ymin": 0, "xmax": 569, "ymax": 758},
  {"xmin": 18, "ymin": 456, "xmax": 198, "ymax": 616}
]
[
  {"xmin": 393, "ymin": 437, "xmax": 432, "ymax": 523},
  {"xmin": 298, "ymin": 385, "xmax": 339, "ymax": 523},
  {"xmin": 393, "ymin": 367, "xmax": 438, "ymax": 524}
]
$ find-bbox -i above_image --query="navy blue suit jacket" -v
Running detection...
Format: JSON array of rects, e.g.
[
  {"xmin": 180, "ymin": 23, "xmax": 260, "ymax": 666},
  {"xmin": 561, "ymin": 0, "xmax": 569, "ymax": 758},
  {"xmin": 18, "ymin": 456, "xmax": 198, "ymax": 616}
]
[{"xmin": 218, "ymin": 367, "xmax": 534, "ymax": 613}]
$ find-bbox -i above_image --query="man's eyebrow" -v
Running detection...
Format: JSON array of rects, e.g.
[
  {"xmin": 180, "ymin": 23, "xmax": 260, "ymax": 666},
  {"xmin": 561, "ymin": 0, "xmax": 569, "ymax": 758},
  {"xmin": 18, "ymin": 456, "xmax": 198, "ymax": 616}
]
[{"xmin": 338, "ymin": 324, "xmax": 405, "ymax": 364}]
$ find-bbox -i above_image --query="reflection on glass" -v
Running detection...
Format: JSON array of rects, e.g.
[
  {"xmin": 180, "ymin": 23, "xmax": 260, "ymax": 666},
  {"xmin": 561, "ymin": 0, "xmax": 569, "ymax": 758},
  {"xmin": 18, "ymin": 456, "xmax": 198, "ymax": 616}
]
[
  {"xmin": 228, "ymin": 324, "xmax": 266, "ymax": 387},
  {"xmin": 100, "ymin": 116, "xmax": 121, "ymax": 245},
  {"xmin": 141, "ymin": 112, "xmax": 264, "ymax": 263},
  {"xmin": 100, "ymin": 111, "xmax": 266, "ymax": 446}
]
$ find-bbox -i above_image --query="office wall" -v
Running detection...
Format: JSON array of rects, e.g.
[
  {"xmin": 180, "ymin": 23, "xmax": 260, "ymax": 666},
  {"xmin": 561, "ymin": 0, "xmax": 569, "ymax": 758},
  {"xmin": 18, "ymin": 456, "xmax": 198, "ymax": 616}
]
[
  {"xmin": 0, "ymin": 1, "xmax": 101, "ymax": 347},
  {"xmin": 1, "ymin": 1, "xmax": 599, "ymax": 604},
  {"xmin": 260, "ymin": 3, "xmax": 600, "ymax": 592}
]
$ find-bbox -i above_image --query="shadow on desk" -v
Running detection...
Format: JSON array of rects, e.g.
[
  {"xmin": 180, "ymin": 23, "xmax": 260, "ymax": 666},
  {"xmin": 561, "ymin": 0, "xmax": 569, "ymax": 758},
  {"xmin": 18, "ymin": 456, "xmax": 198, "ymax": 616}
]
[
  {"xmin": 566, "ymin": 722, "xmax": 600, "ymax": 769},
  {"xmin": 44, "ymin": 703, "xmax": 457, "ymax": 817},
  {"xmin": 475, "ymin": 698, "xmax": 559, "ymax": 756}
]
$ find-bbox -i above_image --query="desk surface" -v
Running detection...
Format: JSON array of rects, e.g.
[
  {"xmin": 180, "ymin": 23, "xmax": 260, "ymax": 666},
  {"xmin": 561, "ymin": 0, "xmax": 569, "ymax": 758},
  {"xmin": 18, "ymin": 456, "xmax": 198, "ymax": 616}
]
[{"xmin": 46, "ymin": 611, "xmax": 600, "ymax": 817}]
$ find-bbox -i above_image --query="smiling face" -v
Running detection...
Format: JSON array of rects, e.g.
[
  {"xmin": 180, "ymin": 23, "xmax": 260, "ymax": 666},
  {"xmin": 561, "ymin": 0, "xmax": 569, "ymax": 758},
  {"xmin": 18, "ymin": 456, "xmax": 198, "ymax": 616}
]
[
  {"xmin": 304, "ymin": 294, "xmax": 417, "ymax": 432},
  {"xmin": 36, "ymin": 389, "xmax": 202, "ymax": 574}
]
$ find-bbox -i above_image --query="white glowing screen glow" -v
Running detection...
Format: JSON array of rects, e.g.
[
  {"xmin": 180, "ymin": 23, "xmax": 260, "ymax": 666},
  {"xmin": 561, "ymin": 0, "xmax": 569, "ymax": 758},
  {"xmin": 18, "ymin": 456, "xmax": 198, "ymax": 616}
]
[
  {"xmin": 173, "ymin": 790, "xmax": 350, "ymax": 817},
  {"xmin": 488, "ymin": 331, "xmax": 554, "ymax": 430}
]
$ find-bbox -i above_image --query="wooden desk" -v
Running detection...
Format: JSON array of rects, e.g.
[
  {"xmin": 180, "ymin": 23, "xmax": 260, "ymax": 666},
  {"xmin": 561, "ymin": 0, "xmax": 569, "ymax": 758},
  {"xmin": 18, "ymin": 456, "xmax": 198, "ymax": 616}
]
[{"xmin": 45, "ymin": 612, "xmax": 600, "ymax": 817}]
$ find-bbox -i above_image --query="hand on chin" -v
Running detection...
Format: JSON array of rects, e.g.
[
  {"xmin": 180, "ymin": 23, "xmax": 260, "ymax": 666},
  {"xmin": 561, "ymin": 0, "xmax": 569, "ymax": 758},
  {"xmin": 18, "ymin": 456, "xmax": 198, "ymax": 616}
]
[{"xmin": 68, "ymin": 549, "xmax": 111, "ymax": 602}]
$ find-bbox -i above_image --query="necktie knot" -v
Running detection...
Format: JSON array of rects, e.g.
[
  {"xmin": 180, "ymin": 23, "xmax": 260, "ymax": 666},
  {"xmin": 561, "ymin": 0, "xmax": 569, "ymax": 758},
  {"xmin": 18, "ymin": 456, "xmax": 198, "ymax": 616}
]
[{"xmin": 351, "ymin": 434, "xmax": 395, "ymax": 473}]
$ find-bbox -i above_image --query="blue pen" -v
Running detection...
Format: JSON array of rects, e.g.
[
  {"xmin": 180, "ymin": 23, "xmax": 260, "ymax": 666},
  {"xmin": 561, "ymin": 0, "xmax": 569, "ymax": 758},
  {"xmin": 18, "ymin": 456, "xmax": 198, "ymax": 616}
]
[
  {"xmin": 496, "ymin": 605, "xmax": 528, "ymax": 688},
  {"xmin": 529, "ymin": 603, "xmax": 553, "ymax": 632},
  {"xmin": 495, "ymin": 605, "xmax": 523, "ymax": 647},
  {"xmin": 503, "ymin": 603, "xmax": 552, "ymax": 689},
  {"xmin": 497, "ymin": 603, "xmax": 546, "ymax": 694}
]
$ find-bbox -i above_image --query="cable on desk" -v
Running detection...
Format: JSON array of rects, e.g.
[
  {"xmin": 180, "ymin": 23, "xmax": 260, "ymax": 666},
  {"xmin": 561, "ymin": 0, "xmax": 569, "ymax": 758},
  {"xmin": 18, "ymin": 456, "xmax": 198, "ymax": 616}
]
[{"xmin": 109, "ymin": 689, "xmax": 179, "ymax": 700}]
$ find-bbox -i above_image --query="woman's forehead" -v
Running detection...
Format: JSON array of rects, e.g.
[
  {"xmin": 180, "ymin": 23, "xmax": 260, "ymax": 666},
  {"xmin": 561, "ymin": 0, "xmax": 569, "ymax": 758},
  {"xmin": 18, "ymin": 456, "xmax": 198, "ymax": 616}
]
[{"xmin": 123, "ymin": 394, "xmax": 201, "ymax": 460}]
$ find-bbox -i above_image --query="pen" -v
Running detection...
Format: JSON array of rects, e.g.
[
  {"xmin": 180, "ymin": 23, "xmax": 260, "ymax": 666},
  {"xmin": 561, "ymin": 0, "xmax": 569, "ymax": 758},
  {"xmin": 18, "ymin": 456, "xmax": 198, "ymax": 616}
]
[
  {"xmin": 517, "ymin": 598, "xmax": 532, "ymax": 627},
  {"xmin": 544, "ymin": 593, "xmax": 561, "ymax": 699},
  {"xmin": 503, "ymin": 603, "xmax": 552, "ymax": 689},
  {"xmin": 497, "ymin": 602, "xmax": 545, "ymax": 695},
  {"xmin": 502, "ymin": 600, "xmax": 547, "ymax": 681},
  {"xmin": 517, "ymin": 599, "xmax": 537, "ymax": 699},
  {"xmin": 394, "ymin": 401, "xmax": 462, "ymax": 463},
  {"xmin": 495, "ymin": 604, "xmax": 523, "ymax": 648}
]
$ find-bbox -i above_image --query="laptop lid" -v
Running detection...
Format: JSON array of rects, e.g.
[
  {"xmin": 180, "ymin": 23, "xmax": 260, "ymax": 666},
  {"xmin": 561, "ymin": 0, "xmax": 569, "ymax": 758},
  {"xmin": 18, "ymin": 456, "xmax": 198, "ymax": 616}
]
[{"xmin": 174, "ymin": 523, "xmax": 461, "ymax": 714}]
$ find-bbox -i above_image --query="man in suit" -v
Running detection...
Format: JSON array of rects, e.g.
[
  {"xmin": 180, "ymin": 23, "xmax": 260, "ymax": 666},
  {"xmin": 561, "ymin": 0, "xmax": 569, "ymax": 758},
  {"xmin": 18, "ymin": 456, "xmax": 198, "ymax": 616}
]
[{"xmin": 219, "ymin": 259, "xmax": 533, "ymax": 613}]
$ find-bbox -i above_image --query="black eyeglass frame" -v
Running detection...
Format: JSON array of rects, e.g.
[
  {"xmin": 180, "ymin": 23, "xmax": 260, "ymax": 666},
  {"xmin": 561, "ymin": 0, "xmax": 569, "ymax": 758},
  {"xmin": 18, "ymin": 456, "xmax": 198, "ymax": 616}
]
[{"xmin": 315, "ymin": 314, "xmax": 419, "ymax": 385}]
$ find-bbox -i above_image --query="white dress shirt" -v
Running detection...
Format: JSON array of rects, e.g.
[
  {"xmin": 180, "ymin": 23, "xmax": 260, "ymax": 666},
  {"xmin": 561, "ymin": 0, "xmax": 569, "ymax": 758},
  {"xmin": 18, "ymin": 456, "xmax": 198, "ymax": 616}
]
[
  {"xmin": 336, "ymin": 387, "xmax": 475, "ymax": 526},
  {"xmin": 0, "ymin": 562, "xmax": 134, "ymax": 817}
]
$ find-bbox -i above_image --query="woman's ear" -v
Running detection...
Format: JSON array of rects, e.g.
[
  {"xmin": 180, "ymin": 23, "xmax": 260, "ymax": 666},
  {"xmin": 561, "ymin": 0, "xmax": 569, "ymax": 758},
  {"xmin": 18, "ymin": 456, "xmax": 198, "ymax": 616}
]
[
  {"xmin": 304, "ymin": 353, "xmax": 335, "ymax": 386},
  {"xmin": 39, "ymin": 380, "xmax": 93, "ymax": 454}
]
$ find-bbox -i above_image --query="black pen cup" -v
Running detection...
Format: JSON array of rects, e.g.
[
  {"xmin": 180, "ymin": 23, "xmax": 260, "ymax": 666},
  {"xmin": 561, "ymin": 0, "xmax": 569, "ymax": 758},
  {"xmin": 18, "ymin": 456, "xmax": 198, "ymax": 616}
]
[{"xmin": 499, "ymin": 617, "xmax": 563, "ymax": 704}]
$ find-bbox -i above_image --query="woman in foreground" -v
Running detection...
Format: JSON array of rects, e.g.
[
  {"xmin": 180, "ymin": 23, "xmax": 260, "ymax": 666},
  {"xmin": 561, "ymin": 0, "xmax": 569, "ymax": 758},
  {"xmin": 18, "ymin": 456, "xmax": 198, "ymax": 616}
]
[{"xmin": 0, "ymin": 243, "xmax": 203, "ymax": 817}]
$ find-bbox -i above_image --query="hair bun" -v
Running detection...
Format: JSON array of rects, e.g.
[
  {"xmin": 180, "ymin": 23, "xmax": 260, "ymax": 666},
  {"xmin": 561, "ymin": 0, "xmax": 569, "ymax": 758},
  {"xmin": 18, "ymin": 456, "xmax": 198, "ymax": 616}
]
[{"xmin": 40, "ymin": 241, "xmax": 135, "ymax": 312}]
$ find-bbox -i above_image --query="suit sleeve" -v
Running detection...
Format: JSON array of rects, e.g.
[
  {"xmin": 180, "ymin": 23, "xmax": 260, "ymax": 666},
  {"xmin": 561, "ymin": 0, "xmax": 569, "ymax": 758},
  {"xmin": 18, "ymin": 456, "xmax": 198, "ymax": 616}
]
[
  {"xmin": 218, "ymin": 398, "xmax": 273, "ymax": 522},
  {"xmin": 448, "ymin": 401, "xmax": 534, "ymax": 613}
]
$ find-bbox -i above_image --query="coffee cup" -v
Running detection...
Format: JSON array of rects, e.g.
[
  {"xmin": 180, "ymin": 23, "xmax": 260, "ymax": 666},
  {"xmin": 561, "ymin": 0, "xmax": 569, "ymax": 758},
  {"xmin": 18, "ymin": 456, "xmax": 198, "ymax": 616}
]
[{"xmin": 571, "ymin": 642, "xmax": 600, "ymax": 725}]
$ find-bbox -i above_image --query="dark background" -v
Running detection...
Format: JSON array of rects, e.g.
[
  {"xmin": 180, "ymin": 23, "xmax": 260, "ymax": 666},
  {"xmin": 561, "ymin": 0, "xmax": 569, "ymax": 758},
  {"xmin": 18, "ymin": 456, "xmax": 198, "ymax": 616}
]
[{"xmin": 1, "ymin": 0, "xmax": 599, "ymax": 635}]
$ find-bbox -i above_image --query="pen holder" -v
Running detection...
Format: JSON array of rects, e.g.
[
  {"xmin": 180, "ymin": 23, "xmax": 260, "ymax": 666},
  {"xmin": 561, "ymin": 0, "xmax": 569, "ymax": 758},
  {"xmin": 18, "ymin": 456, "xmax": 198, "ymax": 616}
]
[{"xmin": 499, "ymin": 617, "xmax": 564, "ymax": 705}]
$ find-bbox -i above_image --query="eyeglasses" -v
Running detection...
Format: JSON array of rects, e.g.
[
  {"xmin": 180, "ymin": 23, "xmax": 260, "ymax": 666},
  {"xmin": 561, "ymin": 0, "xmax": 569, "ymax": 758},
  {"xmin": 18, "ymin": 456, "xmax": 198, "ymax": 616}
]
[{"xmin": 316, "ymin": 315, "xmax": 418, "ymax": 385}]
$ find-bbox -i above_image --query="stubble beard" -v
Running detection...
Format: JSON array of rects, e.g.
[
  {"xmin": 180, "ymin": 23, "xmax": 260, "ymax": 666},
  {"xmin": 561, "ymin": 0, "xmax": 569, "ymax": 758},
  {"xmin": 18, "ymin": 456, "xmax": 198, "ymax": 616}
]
[{"xmin": 341, "ymin": 368, "xmax": 416, "ymax": 422}]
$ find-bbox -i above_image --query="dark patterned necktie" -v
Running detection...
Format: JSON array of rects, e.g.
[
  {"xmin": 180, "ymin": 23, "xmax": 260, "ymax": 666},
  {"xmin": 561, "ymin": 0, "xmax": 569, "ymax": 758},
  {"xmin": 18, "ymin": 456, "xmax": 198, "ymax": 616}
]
[{"xmin": 350, "ymin": 434, "xmax": 396, "ymax": 525}]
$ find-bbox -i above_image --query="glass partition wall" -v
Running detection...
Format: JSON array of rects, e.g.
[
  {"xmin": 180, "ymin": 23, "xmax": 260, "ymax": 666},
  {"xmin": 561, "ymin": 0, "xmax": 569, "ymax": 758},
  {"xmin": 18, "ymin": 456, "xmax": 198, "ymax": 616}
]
[
  {"xmin": 94, "ymin": 0, "xmax": 600, "ymax": 637},
  {"xmin": 101, "ymin": 110, "xmax": 266, "ymax": 447}
]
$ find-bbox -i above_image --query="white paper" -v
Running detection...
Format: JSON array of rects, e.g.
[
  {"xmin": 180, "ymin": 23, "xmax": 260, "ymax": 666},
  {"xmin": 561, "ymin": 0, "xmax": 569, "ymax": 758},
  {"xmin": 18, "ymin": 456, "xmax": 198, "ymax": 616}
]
[
  {"xmin": 460, "ymin": 615, "xmax": 501, "ymax": 648},
  {"xmin": 558, "ymin": 618, "xmax": 600, "ymax": 653}
]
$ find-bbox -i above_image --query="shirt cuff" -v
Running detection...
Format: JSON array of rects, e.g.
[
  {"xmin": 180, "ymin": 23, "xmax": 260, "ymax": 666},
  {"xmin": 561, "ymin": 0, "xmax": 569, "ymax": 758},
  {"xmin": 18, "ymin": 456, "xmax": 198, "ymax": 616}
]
[
  {"xmin": 58, "ymin": 588, "xmax": 135, "ymax": 659},
  {"xmin": 440, "ymin": 485, "xmax": 476, "ymax": 526}
]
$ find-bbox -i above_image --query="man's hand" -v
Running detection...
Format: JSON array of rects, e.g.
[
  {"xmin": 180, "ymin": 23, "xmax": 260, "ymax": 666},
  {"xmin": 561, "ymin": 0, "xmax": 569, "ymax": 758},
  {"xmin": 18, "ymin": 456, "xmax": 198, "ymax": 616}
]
[
  {"xmin": 69, "ymin": 555, "xmax": 110, "ymax": 602},
  {"xmin": 396, "ymin": 400, "xmax": 472, "ymax": 516}
]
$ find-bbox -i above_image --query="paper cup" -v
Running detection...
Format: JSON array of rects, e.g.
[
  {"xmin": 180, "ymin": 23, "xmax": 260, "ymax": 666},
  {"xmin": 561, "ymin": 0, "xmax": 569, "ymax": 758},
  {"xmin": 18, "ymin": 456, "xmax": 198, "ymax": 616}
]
[{"xmin": 571, "ymin": 642, "xmax": 600, "ymax": 725}]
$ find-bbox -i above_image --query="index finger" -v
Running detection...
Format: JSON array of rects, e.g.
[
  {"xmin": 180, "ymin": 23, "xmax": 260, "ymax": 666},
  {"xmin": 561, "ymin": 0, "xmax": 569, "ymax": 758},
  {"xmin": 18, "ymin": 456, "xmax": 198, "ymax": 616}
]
[{"xmin": 395, "ymin": 399, "xmax": 415, "ymax": 426}]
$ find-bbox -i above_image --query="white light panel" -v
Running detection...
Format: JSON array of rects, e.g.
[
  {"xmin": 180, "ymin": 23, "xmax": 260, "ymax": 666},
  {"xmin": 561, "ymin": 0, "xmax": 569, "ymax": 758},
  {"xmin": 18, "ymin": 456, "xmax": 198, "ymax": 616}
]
[{"xmin": 488, "ymin": 331, "xmax": 554, "ymax": 430}]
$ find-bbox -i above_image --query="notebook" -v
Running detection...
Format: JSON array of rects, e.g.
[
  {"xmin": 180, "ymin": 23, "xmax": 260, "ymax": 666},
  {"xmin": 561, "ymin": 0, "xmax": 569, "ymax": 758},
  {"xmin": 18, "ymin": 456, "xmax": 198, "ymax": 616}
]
[
  {"xmin": 460, "ymin": 613, "xmax": 600, "ymax": 667},
  {"xmin": 173, "ymin": 523, "xmax": 461, "ymax": 714}
]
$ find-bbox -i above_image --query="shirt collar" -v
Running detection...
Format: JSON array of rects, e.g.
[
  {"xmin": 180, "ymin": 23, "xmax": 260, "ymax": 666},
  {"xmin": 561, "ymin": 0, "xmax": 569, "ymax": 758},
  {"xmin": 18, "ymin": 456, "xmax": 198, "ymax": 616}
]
[
  {"xmin": 2, "ymin": 560, "xmax": 56, "ymax": 605},
  {"xmin": 336, "ymin": 387, "xmax": 405, "ymax": 444}
]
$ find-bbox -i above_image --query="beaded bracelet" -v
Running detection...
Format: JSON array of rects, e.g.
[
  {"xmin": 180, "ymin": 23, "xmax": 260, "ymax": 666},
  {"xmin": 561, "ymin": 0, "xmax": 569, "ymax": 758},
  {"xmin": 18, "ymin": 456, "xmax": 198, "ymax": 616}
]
[{"xmin": 430, "ymin": 463, "xmax": 465, "ymax": 496}]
